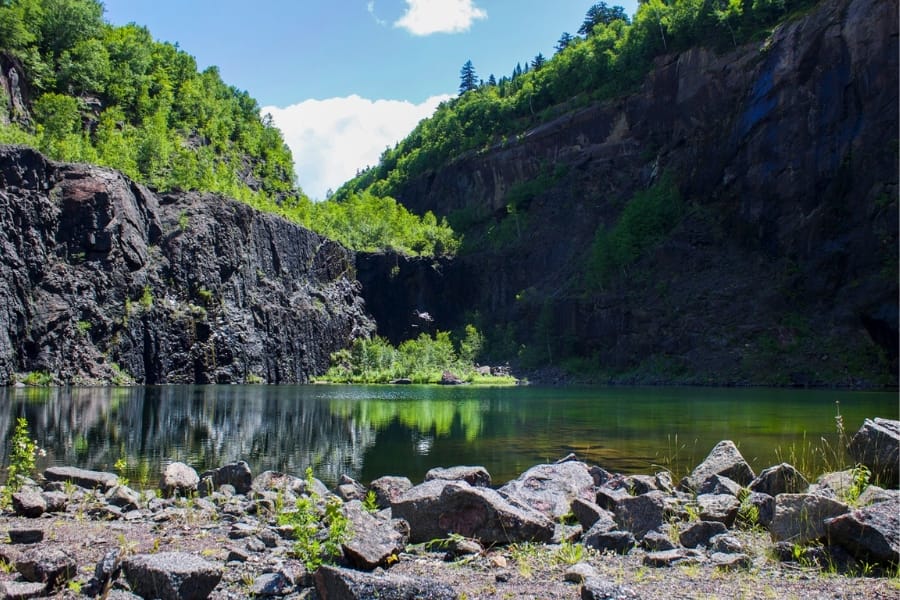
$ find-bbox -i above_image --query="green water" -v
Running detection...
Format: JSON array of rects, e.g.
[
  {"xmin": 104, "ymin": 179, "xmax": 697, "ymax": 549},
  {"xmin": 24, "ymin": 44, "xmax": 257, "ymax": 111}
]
[{"xmin": 0, "ymin": 385, "xmax": 895, "ymax": 486}]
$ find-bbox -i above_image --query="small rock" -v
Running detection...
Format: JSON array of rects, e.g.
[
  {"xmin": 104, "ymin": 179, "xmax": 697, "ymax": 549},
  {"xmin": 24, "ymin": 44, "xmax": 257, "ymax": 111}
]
[
  {"xmin": 314, "ymin": 564, "xmax": 457, "ymax": 600},
  {"xmin": 571, "ymin": 497, "xmax": 612, "ymax": 530},
  {"xmin": 11, "ymin": 491, "xmax": 45, "ymax": 518},
  {"xmin": 160, "ymin": 462, "xmax": 200, "ymax": 498},
  {"xmin": 710, "ymin": 552, "xmax": 752, "ymax": 571},
  {"xmin": 251, "ymin": 572, "xmax": 293, "ymax": 597},
  {"xmin": 123, "ymin": 552, "xmax": 222, "ymax": 600},
  {"xmin": 709, "ymin": 533, "xmax": 744, "ymax": 554},
  {"xmin": 679, "ymin": 520, "xmax": 727, "ymax": 549},
  {"xmin": 16, "ymin": 547, "xmax": 76, "ymax": 588},
  {"xmin": 40, "ymin": 491, "xmax": 67, "ymax": 513},
  {"xmin": 583, "ymin": 529, "xmax": 636, "ymax": 554},
  {"xmin": 643, "ymin": 548, "xmax": 703, "ymax": 568},
  {"xmin": 749, "ymin": 463, "xmax": 809, "ymax": 496},
  {"xmin": 613, "ymin": 491, "xmax": 668, "ymax": 540},
  {"xmin": 697, "ymin": 493, "xmax": 740, "ymax": 527},
  {"xmin": 425, "ymin": 465, "xmax": 492, "ymax": 488},
  {"xmin": 489, "ymin": 554, "xmax": 507, "ymax": 568},
  {"xmin": 563, "ymin": 562, "xmax": 598, "ymax": 583},
  {"xmin": 199, "ymin": 461, "xmax": 252, "ymax": 496},
  {"xmin": 0, "ymin": 580, "xmax": 46, "ymax": 600},
  {"xmin": 43, "ymin": 466, "xmax": 118, "ymax": 492},
  {"xmin": 581, "ymin": 576, "xmax": 639, "ymax": 600},
  {"xmin": 226, "ymin": 547, "xmax": 250, "ymax": 563},
  {"xmin": 8, "ymin": 528, "xmax": 43, "ymax": 544},
  {"xmin": 370, "ymin": 475, "xmax": 413, "ymax": 509},
  {"xmin": 641, "ymin": 529, "xmax": 677, "ymax": 552},
  {"xmin": 769, "ymin": 493, "xmax": 849, "ymax": 544},
  {"xmin": 681, "ymin": 441, "xmax": 755, "ymax": 492},
  {"xmin": 697, "ymin": 474, "xmax": 742, "ymax": 497}
]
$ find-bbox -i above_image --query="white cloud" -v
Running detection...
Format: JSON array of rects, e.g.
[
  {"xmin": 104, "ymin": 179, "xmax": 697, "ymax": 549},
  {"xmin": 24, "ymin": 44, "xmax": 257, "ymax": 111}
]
[
  {"xmin": 261, "ymin": 94, "xmax": 451, "ymax": 199},
  {"xmin": 367, "ymin": 1, "xmax": 386, "ymax": 26},
  {"xmin": 394, "ymin": 0, "xmax": 487, "ymax": 36}
]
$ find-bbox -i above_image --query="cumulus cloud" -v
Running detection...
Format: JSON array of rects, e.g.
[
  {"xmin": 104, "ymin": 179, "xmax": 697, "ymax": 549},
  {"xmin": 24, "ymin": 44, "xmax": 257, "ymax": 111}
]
[
  {"xmin": 262, "ymin": 94, "xmax": 451, "ymax": 199},
  {"xmin": 367, "ymin": 1, "xmax": 386, "ymax": 26},
  {"xmin": 394, "ymin": 0, "xmax": 487, "ymax": 36}
]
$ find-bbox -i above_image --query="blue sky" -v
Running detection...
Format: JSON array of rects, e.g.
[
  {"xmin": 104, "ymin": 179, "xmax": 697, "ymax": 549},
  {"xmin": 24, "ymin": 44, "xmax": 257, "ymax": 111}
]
[{"xmin": 102, "ymin": 0, "xmax": 639, "ymax": 198}]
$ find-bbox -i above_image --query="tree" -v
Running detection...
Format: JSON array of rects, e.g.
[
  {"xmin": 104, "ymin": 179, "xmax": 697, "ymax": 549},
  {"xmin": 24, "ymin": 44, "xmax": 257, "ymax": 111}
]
[
  {"xmin": 555, "ymin": 32, "xmax": 575, "ymax": 52},
  {"xmin": 531, "ymin": 53, "xmax": 546, "ymax": 71},
  {"xmin": 487, "ymin": 73, "xmax": 496, "ymax": 86},
  {"xmin": 578, "ymin": 2, "xmax": 629, "ymax": 36},
  {"xmin": 458, "ymin": 60, "xmax": 477, "ymax": 95}
]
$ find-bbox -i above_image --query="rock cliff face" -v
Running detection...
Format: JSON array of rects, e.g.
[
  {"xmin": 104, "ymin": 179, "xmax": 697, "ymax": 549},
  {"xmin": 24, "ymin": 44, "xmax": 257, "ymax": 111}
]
[
  {"xmin": 0, "ymin": 146, "xmax": 373, "ymax": 385},
  {"xmin": 383, "ymin": 0, "xmax": 898, "ymax": 385}
]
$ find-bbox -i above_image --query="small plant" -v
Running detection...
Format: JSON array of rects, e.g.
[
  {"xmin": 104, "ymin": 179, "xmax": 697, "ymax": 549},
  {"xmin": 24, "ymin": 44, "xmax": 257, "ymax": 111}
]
[
  {"xmin": 5, "ymin": 417, "xmax": 44, "ymax": 493},
  {"xmin": 846, "ymin": 464, "xmax": 871, "ymax": 506},
  {"xmin": 552, "ymin": 540, "xmax": 584, "ymax": 565},
  {"xmin": 67, "ymin": 580, "xmax": 83, "ymax": 594},
  {"xmin": 109, "ymin": 363, "xmax": 135, "ymax": 386},
  {"xmin": 178, "ymin": 211, "xmax": 190, "ymax": 231},
  {"xmin": 76, "ymin": 320, "xmax": 91, "ymax": 333},
  {"xmin": 362, "ymin": 489, "xmax": 378, "ymax": 513},
  {"xmin": 139, "ymin": 286, "xmax": 153, "ymax": 310},
  {"xmin": 684, "ymin": 502, "xmax": 701, "ymax": 522},
  {"xmin": 277, "ymin": 467, "xmax": 350, "ymax": 571},
  {"xmin": 114, "ymin": 456, "xmax": 129, "ymax": 487},
  {"xmin": 18, "ymin": 371, "xmax": 53, "ymax": 386},
  {"xmin": 245, "ymin": 373, "xmax": 264, "ymax": 384}
]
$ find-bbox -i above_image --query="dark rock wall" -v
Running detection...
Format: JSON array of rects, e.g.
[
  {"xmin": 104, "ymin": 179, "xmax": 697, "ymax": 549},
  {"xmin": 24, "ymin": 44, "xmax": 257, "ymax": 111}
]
[
  {"xmin": 383, "ymin": 0, "xmax": 898, "ymax": 384},
  {"xmin": 0, "ymin": 146, "xmax": 373, "ymax": 385}
]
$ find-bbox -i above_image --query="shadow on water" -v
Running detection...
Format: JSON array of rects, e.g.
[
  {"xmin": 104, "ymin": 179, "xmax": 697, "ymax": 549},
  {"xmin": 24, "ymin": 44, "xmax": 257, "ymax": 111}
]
[{"xmin": 0, "ymin": 385, "xmax": 895, "ymax": 487}]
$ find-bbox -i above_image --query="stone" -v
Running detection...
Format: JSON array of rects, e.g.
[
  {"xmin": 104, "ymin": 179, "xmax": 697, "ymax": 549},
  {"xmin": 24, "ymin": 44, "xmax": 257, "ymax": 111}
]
[
  {"xmin": 314, "ymin": 564, "xmax": 457, "ymax": 600},
  {"xmin": 563, "ymin": 562, "xmax": 598, "ymax": 583},
  {"xmin": 8, "ymin": 528, "xmax": 43, "ymax": 544},
  {"xmin": 709, "ymin": 533, "xmax": 744, "ymax": 554},
  {"xmin": 336, "ymin": 474, "xmax": 367, "ymax": 501},
  {"xmin": 613, "ymin": 491, "xmax": 668, "ymax": 540},
  {"xmin": 749, "ymin": 463, "xmax": 809, "ymax": 496},
  {"xmin": 15, "ymin": 547, "xmax": 76, "ymax": 588},
  {"xmin": 679, "ymin": 520, "xmax": 727, "ymax": 548},
  {"xmin": 595, "ymin": 486, "xmax": 631, "ymax": 512},
  {"xmin": 425, "ymin": 465, "xmax": 492, "ymax": 487},
  {"xmin": 825, "ymin": 500, "xmax": 900, "ymax": 566},
  {"xmin": 82, "ymin": 549, "xmax": 123, "ymax": 598},
  {"xmin": 581, "ymin": 576, "xmax": 639, "ymax": 600},
  {"xmin": 106, "ymin": 484, "xmax": 142, "ymax": 510},
  {"xmin": 226, "ymin": 547, "xmax": 250, "ymax": 563},
  {"xmin": 160, "ymin": 462, "xmax": 200, "ymax": 498},
  {"xmin": 439, "ymin": 370, "xmax": 464, "ymax": 385},
  {"xmin": 623, "ymin": 474, "xmax": 658, "ymax": 495},
  {"xmin": 848, "ymin": 418, "xmax": 900, "ymax": 488},
  {"xmin": 857, "ymin": 486, "xmax": 900, "ymax": 506},
  {"xmin": 123, "ymin": 552, "xmax": 222, "ymax": 600},
  {"xmin": 697, "ymin": 474, "xmax": 742, "ymax": 497},
  {"xmin": 815, "ymin": 470, "xmax": 855, "ymax": 498},
  {"xmin": 571, "ymin": 497, "xmax": 614, "ymax": 531},
  {"xmin": 342, "ymin": 501, "xmax": 406, "ymax": 570},
  {"xmin": 199, "ymin": 461, "xmax": 252, "ymax": 496},
  {"xmin": 681, "ymin": 441, "xmax": 755, "ymax": 492},
  {"xmin": 643, "ymin": 549, "xmax": 704, "ymax": 568},
  {"xmin": 499, "ymin": 461, "xmax": 595, "ymax": 520},
  {"xmin": 392, "ymin": 480, "xmax": 554, "ymax": 544},
  {"xmin": 697, "ymin": 493, "xmax": 741, "ymax": 527},
  {"xmin": 371, "ymin": 475, "xmax": 414, "ymax": 509},
  {"xmin": 710, "ymin": 552, "xmax": 752, "ymax": 571},
  {"xmin": 251, "ymin": 572, "xmax": 293, "ymax": 597},
  {"xmin": 40, "ymin": 491, "xmax": 67, "ymax": 513},
  {"xmin": 43, "ymin": 466, "xmax": 119, "ymax": 491},
  {"xmin": 444, "ymin": 536, "xmax": 483, "ymax": 559},
  {"xmin": 583, "ymin": 529, "xmax": 636, "ymax": 554},
  {"xmin": 11, "ymin": 491, "xmax": 45, "ymax": 518},
  {"xmin": 641, "ymin": 529, "xmax": 677, "ymax": 552},
  {"xmin": 0, "ymin": 581, "xmax": 46, "ymax": 600},
  {"xmin": 743, "ymin": 492, "xmax": 775, "ymax": 528},
  {"xmin": 768, "ymin": 493, "xmax": 849, "ymax": 544}
]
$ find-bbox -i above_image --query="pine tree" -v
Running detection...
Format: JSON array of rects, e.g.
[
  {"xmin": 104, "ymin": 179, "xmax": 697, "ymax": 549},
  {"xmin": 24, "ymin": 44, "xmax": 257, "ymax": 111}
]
[
  {"xmin": 458, "ymin": 60, "xmax": 478, "ymax": 95},
  {"xmin": 555, "ymin": 32, "xmax": 575, "ymax": 52},
  {"xmin": 531, "ymin": 53, "xmax": 546, "ymax": 71}
]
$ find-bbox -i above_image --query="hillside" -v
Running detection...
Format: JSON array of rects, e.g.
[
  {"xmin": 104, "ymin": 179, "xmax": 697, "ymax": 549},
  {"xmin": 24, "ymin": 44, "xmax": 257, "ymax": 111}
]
[{"xmin": 347, "ymin": 0, "xmax": 898, "ymax": 386}]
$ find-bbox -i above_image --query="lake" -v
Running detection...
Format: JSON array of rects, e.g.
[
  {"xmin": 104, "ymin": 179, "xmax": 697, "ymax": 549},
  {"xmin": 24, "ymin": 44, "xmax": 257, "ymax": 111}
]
[{"xmin": 0, "ymin": 385, "xmax": 896, "ymax": 488}]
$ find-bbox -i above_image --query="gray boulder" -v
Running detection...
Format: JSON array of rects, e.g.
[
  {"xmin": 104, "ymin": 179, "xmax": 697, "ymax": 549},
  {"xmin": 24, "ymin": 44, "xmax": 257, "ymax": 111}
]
[
  {"xmin": 613, "ymin": 491, "xmax": 668, "ymax": 540},
  {"xmin": 697, "ymin": 493, "xmax": 741, "ymax": 527},
  {"xmin": 571, "ymin": 497, "xmax": 614, "ymax": 531},
  {"xmin": 581, "ymin": 576, "xmax": 639, "ymax": 600},
  {"xmin": 697, "ymin": 474, "xmax": 742, "ymax": 497},
  {"xmin": 314, "ymin": 564, "xmax": 457, "ymax": 600},
  {"xmin": 680, "ymin": 441, "xmax": 755, "ymax": 491},
  {"xmin": 643, "ymin": 548, "xmax": 704, "ymax": 568},
  {"xmin": 16, "ymin": 547, "xmax": 76, "ymax": 588},
  {"xmin": 123, "ymin": 552, "xmax": 222, "ymax": 600},
  {"xmin": 11, "ymin": 491, "xmax": 45, "ymax": 518},
  {"xmin": 848, "ymin": 418, "xmax": 900, "ymax": 488},
  {"xmin": 335, "ymin": 474, "xmax": 367, "ymax": 502},
  {"xmin": 425, "ymin": 465, "xmax": 491, "ymax": 488},
  {"xmin": 749, "ymin": 463, "xmax": 809, "ymax": 496},
  {"xmin": 160, "ymin": 462, "xmax": 200, "ymax": 498},
  {"xmin": 583, "ymin": 528, "xmax": 636, "ymax": 554},
  {"xmin": 342, "ymin": 501, "xmax": 406, "ymax": 570},
  {"xmin": 499, "ymin": 461, "xmax": 595, "ymax": 520},
  {"xmin": 0, "ymin": 581, "xmax": 46, "ymax": 599},
  {"xmin": 372, "ymin": 475, "xmax": 413, "ymax": 509},
  {"xmin": 825, "ymin": 500, "xmax": 899, "ymax": 566},
  {"xmin": 743, "ymin": 491, "xmax": 775, "ymax": 528},
  {"xmin": 43, "ymin": 466, "xmax": 118, "ymax": 492},
  {"xmin": 679, "ymin": 520, "xmax": 727, "ymax": 548},
  {"xmin": 768, "ymin": 493, "xmax": 849, "ymax": 544},
  {"xmin": 199, "ymin": 461, "xmax": 252, "ymax": 496},
  {"xmin": 392, "ymin": 480, "xmax": 554, "ymax": 544}
]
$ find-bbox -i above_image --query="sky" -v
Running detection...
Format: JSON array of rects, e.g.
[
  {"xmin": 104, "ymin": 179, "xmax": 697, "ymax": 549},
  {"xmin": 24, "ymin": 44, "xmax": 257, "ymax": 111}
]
[{"xmin": 102, "ymin": 1, "xmax": 639, "ymax": 199}]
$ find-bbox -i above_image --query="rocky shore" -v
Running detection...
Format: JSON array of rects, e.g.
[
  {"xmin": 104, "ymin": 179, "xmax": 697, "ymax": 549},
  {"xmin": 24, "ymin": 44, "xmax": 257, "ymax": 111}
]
[{"xmin": 0, "ymin": 418, "xmax": 897, "ymax": 599}]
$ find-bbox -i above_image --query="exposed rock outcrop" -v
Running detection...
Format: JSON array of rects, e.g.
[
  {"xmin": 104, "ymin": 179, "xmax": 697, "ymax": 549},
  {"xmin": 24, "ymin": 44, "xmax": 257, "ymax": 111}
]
[{"xmin": 0, "ymin": 145, "xmax": 374, "ymax": 385}]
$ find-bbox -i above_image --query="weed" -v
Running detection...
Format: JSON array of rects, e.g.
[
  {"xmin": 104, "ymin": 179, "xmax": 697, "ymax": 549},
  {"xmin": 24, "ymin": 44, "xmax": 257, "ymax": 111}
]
[
  {"xmin": 362, "ymin": 489, "xmax": 378, "ymax": 514},
  {"xmin": 845, "ymin": 464, "xmax": 871, "ymax": 506},
  {"xmin": 17, "ymin": 371, "xmax": 53, "ymax": 386},
  {"xmin": 139, "ymin": 285, "xmax": 153, "ymax": 310},
  {"xmin": 684, "ymin": 502, "xmax": 701, "ymax": 522},
  {"xmin": 552, "ymin": 540, "xmax": 584, "ymax": 565},
  {"xmin": 4, "ymin": 417, "xmax": 44, "ymax": 498},
  {"xmin": 178, "ymin": 211, "xmax": 189, "ymax": 231},
  {"xmin": 0, "ymin": 560, "xmax": 13, "ymax": 573},
  {"xmin": 76, "ymin": 320, "xmax": 91, "ymax": 333},
  {"xmin": 67, "ymin": 580, "xmax": 83, "ymax": 594},
  {"xmin": 114, "ymin": 456, "xmax": 129, "ymax": 487}
]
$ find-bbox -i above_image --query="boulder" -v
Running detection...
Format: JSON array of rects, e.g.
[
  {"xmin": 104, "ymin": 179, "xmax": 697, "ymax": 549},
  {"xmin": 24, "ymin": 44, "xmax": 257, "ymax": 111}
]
[
  {"xmin": 679, "ymin": 520, "xmax": 727, "ymax": 548},
  {"xmin": 8, "ymin": 528, "xmax": 43, "ymax": 544},
  {"xmin": 199, "ymin": 461, "xmax": 252, "ymax": 496},
  {"xmin": 123, "ymin": 552, "xmax": 222, "ymax": 600},
  {"xmin": 642, "ymin": 548, "xmax": 703, "ymax": 568},
  {"xmin": 749, "ymin": 463, "xmax": 809, "ymax": 496},
  {"xmin": 392, "ymin": 480, "xmax": 554, "ymax": 544},
  {"xmin": 43, "ymin": 466, "xmax": 118, "ymax": 491},
  {"xmin": 768, "ymin": 493, "xmax": 849, "ymax": 544},
  {"xmin": 342, "ymin": 501, "xmax": 406, "ymax": 570},
  {"xmin": 581, "ymin": 576, "xmax": 639, "ymax": 600},
  {"xmin": 499, "ymin": 461, "xmax": 595, "ymax": 519},
  {"xmin": 710, "ymin": 552, "xmax": 752, "ymax": 571},
  {"xmin": 372, "ymin": 475, "xmax": 413, "ymax": 509},
  {"xmin": 743, "ymin": 492, "xmax": 775, "ymax": 528},
  {"xmin": 15, "ymin": 548, "xmax": 76, "ymax": 588},
  {"xmin": 250, "ymin": 572, "xmax": 293, "ymax": 597},
  {"xmin": 570, "ymin": 497, "xmax": 613, "ymax": 531},
  {"xmin": 439, "ymin": 371, "xmax": 464, "ymax": 385},
  {"xmin": 680, "ymin": 441, "xmax": 755, "ymax": 492},
  {"xmin": 697, "ymin": 474, "xmax": 743, "ymax": 497},
  {"xmin": 160, "ymin": 462, "xmax": 199, "ymax": 498},
  {"xmin": 314, "ymin": 564, "xmax": 457, "ymax": 600},
  {"xmin": 697, "ymin": 493, "xmax": 741, "ymax": 527},
  {"xmin": 613, "ymin": 491, "xmax": 668, "ymax": 540},
  {"xmin": 335, "ymin": 474, "xmax": 367, "ymax": 501},
  {"xmin": 106, "ymin": 484, "xmax": 142, "ymax": 511},
  {"xmin": 641, "ymin": 530, "xmax": 677, "ymax": 552},
  {"xmin": 0, "ymin": 581, "xmax": 46, "ymax": 599},
  {"xmin": 11, "ymin": 491, "xmax": 45, "ymax": 518},
  {"xmin": 848, "ymin": 418, "xmax": 900, "ymax": 488},
  {"xmin": 425, "ymin": 465, "xmax": 491, "ymax": 488},
  {"xmin": 825, "ymin": 500, "xmax": 899, "ymax": 565},
  {"xmin": 583, "ymin": 529, "xmax": 636, "ymax": 554},
  {"xmin": 82, "ymin": 549, "xmax": 123, "ymax": 598}
]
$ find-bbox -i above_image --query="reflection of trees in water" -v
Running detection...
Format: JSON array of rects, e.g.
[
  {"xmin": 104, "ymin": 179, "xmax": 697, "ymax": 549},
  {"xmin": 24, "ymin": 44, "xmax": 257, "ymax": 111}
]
[
  {"xmin": 0, "ymin": 387, "xmax": 377, "ymax": 485},
  {"xmin": 329, "ymin": 397, "xmax": 484, "ymax": 442}
]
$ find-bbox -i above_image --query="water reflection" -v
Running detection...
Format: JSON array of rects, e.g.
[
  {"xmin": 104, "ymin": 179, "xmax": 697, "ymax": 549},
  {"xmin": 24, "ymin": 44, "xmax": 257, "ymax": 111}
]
[{"xmin": 0, "ymin": 385, "xmax": 895, "ymax": 488}]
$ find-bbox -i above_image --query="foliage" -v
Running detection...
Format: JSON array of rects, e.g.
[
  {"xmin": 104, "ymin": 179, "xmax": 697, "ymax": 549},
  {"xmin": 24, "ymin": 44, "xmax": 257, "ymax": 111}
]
[
  {"xmin": 5, "ymin": 417, "xmax": 43, "ymax": 493},
  {"xmin": 340, "ymin": 0, "xmax": 813, "ymax": 204},
  {"xmin": 585, "ymin": 174, "xmax": 684, "ymax": 289},
  {"xmin": 362, "ymin": 490, "xmax": 378, "ymax": 514},
  {"xmin": 277, "ymin": 467, "xmax": 350, "ymax": 571},
  {"xmin": 17, "ymin": 371, "xmax": 53, "ymax": 386},
  {"xmin": 322, "ymin": 326, "xmax": 513, "ymax": 385}
]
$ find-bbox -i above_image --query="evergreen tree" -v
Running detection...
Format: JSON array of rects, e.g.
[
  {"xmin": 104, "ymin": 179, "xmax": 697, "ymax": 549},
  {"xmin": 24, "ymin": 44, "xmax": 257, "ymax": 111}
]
[
  {"xmin": 555, "ymin": 32, "xmax": 575, "ymax": 52},
  {"xmin": 458, "ymin": 60, "xmax": 477, "ymax": 95},
  {"xmin": 578, "ymin": 2, "xmax": 629, "ymax": 36},
  {"xmin": 531, "ymin": 53, "xmax": 546, "ymax": 71},
  {"xmin": 487, "ymin": 73, "xmax": 496, "ymax": 86}
]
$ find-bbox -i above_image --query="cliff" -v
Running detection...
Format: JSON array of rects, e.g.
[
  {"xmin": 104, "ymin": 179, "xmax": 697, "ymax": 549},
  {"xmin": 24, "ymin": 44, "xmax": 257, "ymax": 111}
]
[
  {"xmin": 0, "ymin": 146, "xmax": 373, "ymax": 385},
  {"xmin": 380, "ymin": 0, "xmax": 898, "ymax": 385}
]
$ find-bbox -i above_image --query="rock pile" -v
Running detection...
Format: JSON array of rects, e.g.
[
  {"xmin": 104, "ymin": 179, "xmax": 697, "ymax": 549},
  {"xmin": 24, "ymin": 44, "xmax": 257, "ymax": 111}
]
[{"xmin": 0, "ymin": 419, "xmax": 897, "ymax": 599}]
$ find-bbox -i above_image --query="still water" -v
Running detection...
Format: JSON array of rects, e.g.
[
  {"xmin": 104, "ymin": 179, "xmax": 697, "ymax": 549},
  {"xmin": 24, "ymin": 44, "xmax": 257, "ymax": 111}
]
[{"xmin": 0, "ymin": 385, "xmax": 896, "ymax": 487}]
